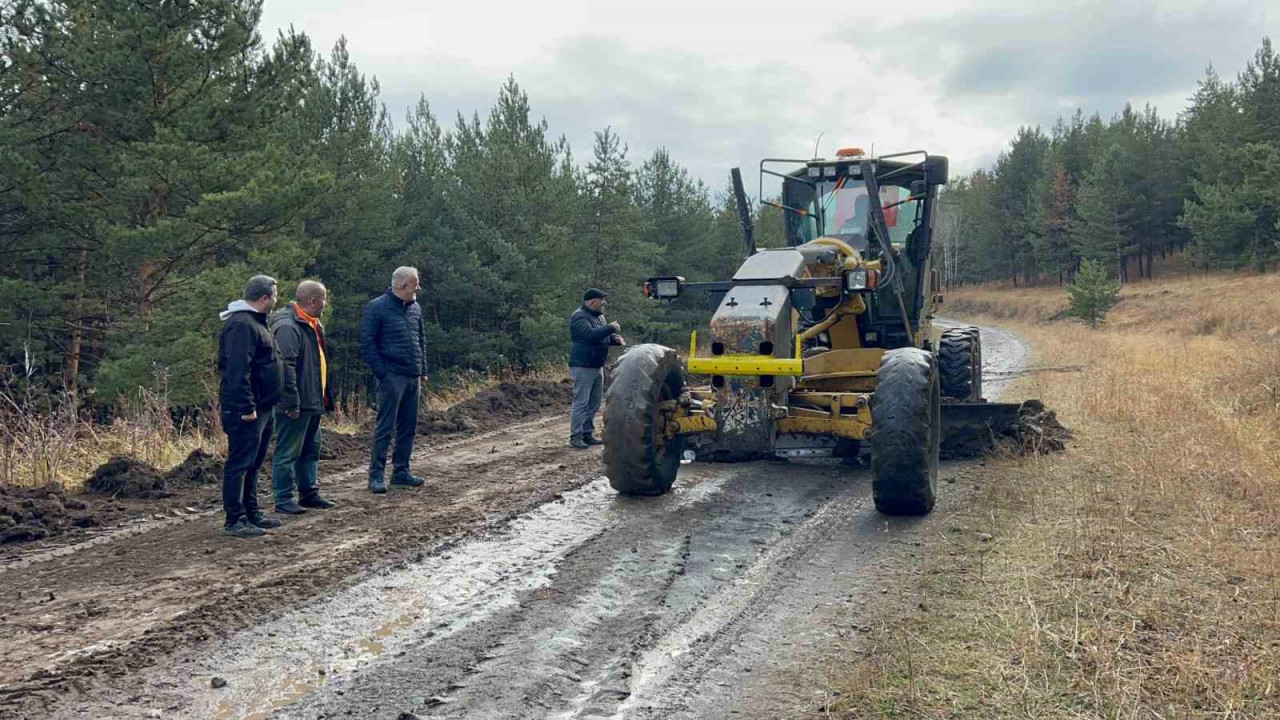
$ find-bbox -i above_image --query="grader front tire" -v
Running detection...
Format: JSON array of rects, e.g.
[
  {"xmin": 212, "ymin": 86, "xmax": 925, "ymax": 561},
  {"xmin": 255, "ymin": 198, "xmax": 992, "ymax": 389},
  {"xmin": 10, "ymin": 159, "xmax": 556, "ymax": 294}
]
[
  {"xmin": 603, "ymin": 344, "xmax": 685, "ymax": 496},
  {"xmin": 869, "ymin": 348, "xmax": 941, "ymax": 516}
]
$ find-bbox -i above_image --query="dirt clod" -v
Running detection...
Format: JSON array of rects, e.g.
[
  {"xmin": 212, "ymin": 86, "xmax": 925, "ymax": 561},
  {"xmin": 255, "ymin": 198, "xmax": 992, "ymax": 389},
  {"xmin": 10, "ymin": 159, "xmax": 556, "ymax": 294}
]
[
  {"xmin": 87, "ymin": 457, "xmax": 169, "ymax": 499},
  {"xmin": 165, "ymin": 450, "xmax": 222, "ymax": 486},
  {"xmin": 0, "ymin": 484, "xmax": 123, "ymax": 545},
  {"xmin": 210, "ymin": 677, "xmax": 227, "ymax": 689},
  {"xmin": 1004, "ymin": 399, "xmax": 1071, "ymax": 454},
  {"xmin": 941, "ymin": 399, "xmax": 1071, "ymax": 459}
]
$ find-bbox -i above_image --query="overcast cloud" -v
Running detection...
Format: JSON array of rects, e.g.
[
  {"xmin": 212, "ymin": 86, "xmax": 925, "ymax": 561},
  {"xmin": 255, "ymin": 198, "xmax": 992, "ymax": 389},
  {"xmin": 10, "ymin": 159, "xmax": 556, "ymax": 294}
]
[{"xmin": 260, "ymin": 0, "xmax": 1278, "ymax": 195}]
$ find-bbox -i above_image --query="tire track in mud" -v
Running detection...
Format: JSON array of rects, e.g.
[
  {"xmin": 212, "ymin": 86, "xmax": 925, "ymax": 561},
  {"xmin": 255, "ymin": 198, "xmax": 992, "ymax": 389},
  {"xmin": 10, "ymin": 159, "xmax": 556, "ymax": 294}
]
[
  {"xmin": 0, "ymin": 413, "xmax": 604, "ymax": 718},
  {"xmin": 266, "ymin": 323, "xmax": 1030, "ymax": 720}
]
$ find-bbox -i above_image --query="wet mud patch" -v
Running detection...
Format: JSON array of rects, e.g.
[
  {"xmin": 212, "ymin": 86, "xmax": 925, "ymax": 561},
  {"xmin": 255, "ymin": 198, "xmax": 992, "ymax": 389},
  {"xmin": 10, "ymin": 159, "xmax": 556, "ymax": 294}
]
[
  {"xmin": 941, "ymin": 399, "xmax": 1071, "ymax": 460},
  {"xmin": 0, "ymin": 484, "xmax": 116, "ymax": 544}
]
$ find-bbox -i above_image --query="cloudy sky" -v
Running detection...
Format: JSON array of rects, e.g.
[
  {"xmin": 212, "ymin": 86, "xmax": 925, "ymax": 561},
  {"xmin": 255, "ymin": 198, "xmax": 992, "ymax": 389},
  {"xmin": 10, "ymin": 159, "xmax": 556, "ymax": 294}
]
[{"xmin": 259, "ymin": 0, "xmax": 1277, "ymax": 195}]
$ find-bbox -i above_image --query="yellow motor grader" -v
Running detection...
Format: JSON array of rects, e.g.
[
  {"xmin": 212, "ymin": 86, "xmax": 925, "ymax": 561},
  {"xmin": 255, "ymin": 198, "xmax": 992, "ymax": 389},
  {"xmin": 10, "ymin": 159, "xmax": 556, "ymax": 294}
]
[{"xmin": 603, "ymin": 148, "xmax": 1020, "ymax": 515}]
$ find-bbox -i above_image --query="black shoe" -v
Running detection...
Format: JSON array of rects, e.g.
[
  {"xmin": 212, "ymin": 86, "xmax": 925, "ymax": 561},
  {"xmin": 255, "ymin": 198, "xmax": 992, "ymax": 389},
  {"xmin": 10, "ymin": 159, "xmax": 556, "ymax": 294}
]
[
  {"xmin": 390, "ymin": 472, "xmax": 424, "ymax": 487},
  {"xmin": 299, "ymin": 495, "xmax": 336, "ymax": 510},
  {"xmin": 369, "ymin": 476, "xmax": 387, "ymax": 494},
  {"xmin": 223, "ymin": 519, "xmax": 266, "ymax": 538},
  {"xmin": 274, "ymin": 501, "xmax": 307, "ymax": 515},
  {"xmin": 582, "ymin": 433, "xmax": 603, "ymax": 446},
  {"xmin": 569, "ymin": 435, "xmax": 589, "ymax": 449},
  {"xmin": 249, "ymin": 513, "xmax": 283, "ymax": 529}
]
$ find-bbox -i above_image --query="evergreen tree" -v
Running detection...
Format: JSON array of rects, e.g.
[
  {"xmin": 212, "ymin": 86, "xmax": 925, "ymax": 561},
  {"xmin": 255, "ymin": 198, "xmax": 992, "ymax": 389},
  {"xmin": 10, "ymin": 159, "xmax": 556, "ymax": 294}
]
[
  {"xmin": 993, "ymin": 127, "xmax": 1050, "ymax": 284},
  {"xmin": 1066, "ymin": 259, "xmax": 1120, "ymax": 328}
]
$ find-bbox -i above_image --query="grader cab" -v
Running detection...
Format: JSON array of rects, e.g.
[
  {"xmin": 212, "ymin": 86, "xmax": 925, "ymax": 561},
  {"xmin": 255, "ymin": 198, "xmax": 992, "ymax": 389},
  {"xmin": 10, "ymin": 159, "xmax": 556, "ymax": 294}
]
[{"xmin": 602, "ymin": 148, "xmax": 1021, "ymax": 515}]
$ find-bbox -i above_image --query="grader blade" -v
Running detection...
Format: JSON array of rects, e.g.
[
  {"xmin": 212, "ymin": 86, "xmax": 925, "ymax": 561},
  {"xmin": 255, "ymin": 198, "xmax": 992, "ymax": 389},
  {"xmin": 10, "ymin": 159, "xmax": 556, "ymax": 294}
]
[{"xmin": 940, "ymin": 401, "xmax": 1025, "ymax": 458}]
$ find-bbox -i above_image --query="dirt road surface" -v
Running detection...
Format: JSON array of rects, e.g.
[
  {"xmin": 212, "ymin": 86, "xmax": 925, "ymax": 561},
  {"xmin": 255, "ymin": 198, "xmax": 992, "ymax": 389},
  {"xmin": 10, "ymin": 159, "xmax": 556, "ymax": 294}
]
[{"xmin": 0, "ymin": 323, "xmax": 1028, "ymax": 719}]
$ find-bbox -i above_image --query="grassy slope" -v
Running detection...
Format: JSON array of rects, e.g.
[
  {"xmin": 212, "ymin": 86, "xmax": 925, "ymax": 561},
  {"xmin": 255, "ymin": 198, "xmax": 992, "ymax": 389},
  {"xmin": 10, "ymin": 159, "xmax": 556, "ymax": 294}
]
[{"xmin": 829, "ymin": 273, "xmax": 1280, "ymax": 718}]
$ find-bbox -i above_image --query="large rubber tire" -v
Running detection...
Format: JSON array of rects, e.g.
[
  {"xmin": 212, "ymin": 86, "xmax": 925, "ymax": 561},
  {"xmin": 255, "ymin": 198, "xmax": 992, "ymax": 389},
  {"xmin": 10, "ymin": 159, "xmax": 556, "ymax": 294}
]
[
  {"xmin": 869, "ymin": 348, "xmax": 941, "ymax": 515},
  {"xmin": 603, "ymin": 344, "xmax": 685, "ymax": 496},
  {"xmin": 939, "ymin": 326, "xmax": 982, "ymax": 402}
]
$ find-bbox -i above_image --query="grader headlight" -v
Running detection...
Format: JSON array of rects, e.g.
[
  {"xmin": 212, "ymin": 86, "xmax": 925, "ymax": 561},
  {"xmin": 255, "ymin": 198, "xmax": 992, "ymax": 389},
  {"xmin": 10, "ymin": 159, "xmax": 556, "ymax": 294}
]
[
  {"xmin": 843, "ymin": 268, "xmax": 878, "ymax": 291},
  {"xmin": 643, "ymin": 276, "xmax": 684, "ymax": 299}
]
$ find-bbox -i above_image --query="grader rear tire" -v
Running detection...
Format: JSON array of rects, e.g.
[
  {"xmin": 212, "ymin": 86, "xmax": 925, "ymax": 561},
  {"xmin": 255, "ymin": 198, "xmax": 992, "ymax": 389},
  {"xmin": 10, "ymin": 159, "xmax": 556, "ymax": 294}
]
[
  {"xmin": 603, "ymin": 344, "xmax": 685, "ymax": 496},
  {"xmin": 869, "ymin": 348, "xmax": 941, "ymax": 515},
  {"xmin": 939, "ymin": 326, "xmax": 982, "ymax": 402}
]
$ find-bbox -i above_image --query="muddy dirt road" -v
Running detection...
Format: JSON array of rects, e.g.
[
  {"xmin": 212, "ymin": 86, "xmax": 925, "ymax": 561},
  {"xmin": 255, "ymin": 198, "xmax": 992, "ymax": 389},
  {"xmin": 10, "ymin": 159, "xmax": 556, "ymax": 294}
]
[{"xmin": 1, "ymin": 323, "xmax": 1028, "ymax": 719}]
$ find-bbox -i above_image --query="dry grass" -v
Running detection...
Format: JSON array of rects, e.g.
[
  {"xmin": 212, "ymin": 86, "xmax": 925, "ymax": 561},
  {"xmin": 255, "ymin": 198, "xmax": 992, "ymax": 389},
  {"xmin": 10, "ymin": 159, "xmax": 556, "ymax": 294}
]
[
  {"xmin": 831, "ymin": 275, "xmax": 1280, "ymax": 718},
  {"xmin": 0, "ymin": 378, "xmax": 225, "ymax": 490},
  {"xmin": 946, "ymin": 272, "xmax": 1280, "ymax": 342}
]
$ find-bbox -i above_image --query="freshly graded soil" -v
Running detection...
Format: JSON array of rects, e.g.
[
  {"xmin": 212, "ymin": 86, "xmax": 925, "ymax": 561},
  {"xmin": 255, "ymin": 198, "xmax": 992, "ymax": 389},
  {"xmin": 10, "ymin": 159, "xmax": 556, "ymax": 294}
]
[{"xmin": 0, "ymin": 483, "xmax": 113, "ymax": 544}]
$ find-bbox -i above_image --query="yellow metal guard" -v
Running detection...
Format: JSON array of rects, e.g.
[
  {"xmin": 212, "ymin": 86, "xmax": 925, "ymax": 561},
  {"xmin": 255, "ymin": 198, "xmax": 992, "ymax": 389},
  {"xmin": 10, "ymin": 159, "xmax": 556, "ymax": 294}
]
[{"xmin": 686, "ymin": 331, "xmax": 804, "ymax": 376}]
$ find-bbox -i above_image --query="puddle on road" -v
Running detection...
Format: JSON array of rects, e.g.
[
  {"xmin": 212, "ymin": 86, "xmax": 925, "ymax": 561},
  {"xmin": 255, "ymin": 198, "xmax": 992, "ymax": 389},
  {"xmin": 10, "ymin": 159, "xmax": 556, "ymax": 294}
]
[{"xmin": 172, "ymin": 471, "xmax": 729, "ymax": 720}]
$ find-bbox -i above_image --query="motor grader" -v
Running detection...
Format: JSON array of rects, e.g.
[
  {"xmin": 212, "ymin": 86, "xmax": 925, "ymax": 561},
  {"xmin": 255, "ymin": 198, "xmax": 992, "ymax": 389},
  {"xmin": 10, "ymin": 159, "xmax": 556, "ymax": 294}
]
[{"xmin": 602, "ymin": 148, "xmax": 1020, "ymax": 515}]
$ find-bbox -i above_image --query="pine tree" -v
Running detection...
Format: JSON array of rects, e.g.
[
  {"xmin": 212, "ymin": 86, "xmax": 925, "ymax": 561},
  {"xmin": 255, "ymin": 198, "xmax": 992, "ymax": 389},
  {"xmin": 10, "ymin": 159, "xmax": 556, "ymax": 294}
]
[
  {"xmin": 2, "ymin": 0, "xmax": 320, "ymax": 404},
  {"xmin": 1066, "ymin": 259, "xmax": 1119, "ymax": 328}
]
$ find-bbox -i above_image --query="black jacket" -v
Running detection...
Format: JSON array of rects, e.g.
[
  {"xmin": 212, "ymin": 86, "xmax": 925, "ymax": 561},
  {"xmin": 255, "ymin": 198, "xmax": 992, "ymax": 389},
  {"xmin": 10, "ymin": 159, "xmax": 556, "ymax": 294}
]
[
  {"xmin": 218, "ymin": 308, "xmax": 283, "ymax": 416},
  {"xmin": 360, "ymin": 289, "xmax": 428, "ymax": 380},
  {"xmin": 270, "ymin": 304, "xmax": 331, "ymax": 415},
  {"xmin": 569, "ymin": 305, "xmax": 616, "ymax": 369}
]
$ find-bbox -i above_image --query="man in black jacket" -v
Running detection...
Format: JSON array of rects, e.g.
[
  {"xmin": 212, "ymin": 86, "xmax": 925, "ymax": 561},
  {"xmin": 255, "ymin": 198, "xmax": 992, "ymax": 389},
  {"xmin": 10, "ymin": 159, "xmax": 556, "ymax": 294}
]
[
  {"xmin": 568, "ymin": 288, "xmax": 624, "ymax": 449},
  {"xmin": 269, "ymin": 280, "xmax": 337, "ymax": 515},
  {"xmin": 218, "ymin": 275, "xmax": 285, "ymax": 538},
  {"xmin": 361, "ymin": 266, "xmax": 429, "ymax": 494}
]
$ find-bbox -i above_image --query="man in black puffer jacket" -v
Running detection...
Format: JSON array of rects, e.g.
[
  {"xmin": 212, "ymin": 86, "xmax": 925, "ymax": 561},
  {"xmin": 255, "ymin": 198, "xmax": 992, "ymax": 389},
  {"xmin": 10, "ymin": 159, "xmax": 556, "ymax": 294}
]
[
  {"xmin": 568, "ymin": 288, "xmax": 625, "ymax": 449},
  {"xmin": 360, "ymin": 266, "xmax": 429, "ymax": 494},
  {"xmin": 218, "ymin": 275, "xmax": 285, "ymax": 538}
]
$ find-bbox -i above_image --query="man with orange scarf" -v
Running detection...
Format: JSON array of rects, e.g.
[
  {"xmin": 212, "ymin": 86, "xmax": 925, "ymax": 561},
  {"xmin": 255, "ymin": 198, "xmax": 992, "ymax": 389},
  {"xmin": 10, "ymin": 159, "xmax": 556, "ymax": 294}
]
[{"xmin": 269, "ymin": 280, "xmax": 336, "ymax": 514}]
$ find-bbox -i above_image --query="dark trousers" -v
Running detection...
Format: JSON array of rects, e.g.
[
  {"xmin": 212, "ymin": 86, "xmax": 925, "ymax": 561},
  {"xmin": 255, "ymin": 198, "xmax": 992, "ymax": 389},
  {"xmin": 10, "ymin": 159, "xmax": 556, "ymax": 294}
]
[
  {"xmin": 272, "ymin": 410, "xmax": 322, "ymax": 505},
  {"xmin": 369, "ymin": 374, "xmax": 419, "ymax": 479},
  {"xmin": 222, "ymin": 409, "xmax": 274, "ymax": 526}
]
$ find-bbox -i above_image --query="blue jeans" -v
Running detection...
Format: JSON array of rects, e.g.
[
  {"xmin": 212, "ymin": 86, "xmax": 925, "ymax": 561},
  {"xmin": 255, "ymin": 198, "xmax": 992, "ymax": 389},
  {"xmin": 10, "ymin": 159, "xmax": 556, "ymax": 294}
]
[
  {"xmin": 272, "ymin": 410, "xmax": 322, "ymax": 505},
  {"xmin": 369, "ymin": 374, "xmax": 419, "ymax": 479},
  {"xmin": 570, "ymin": 366, "xmax": 603, "ymax": 436}
]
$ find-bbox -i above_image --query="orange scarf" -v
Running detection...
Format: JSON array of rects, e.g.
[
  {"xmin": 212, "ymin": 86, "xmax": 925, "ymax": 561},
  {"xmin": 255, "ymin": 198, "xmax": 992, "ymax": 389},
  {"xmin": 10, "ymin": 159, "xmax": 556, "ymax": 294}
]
[{"xmin": 294, "ymin": 303, "xmax": 328, "ymax": 395}]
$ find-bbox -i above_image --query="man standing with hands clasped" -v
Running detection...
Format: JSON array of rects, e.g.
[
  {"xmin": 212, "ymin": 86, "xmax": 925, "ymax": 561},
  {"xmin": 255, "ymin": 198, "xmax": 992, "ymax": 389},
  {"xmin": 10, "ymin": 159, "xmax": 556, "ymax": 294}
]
[
  {"xmin": 568, "ymin": 288, "xmax": 625, "ymax": 449},
  {"xmin": 270, "ymin": 280, "xmax": 337, "ymax": 515}
]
